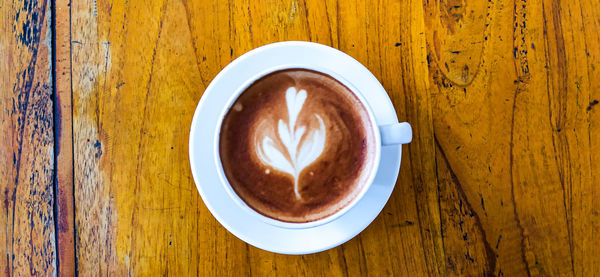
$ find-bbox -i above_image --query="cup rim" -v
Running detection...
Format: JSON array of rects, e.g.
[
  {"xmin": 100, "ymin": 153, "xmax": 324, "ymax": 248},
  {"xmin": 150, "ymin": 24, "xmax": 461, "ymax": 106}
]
[{"xmin": 213, "ymin": 45, "xmax": 383, "ymax": 229}]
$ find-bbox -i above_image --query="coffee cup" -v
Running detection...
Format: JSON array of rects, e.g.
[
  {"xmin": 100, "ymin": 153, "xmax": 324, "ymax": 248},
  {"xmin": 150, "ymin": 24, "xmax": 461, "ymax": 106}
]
[{"xmin": 213, "ymin": 42, "xmax": 412, "ymax": 229}]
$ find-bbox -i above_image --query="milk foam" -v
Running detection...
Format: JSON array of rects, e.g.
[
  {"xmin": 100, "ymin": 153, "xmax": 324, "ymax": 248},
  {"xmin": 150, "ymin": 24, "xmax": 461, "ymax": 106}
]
[{"xmin": 255, "ymin": 87, "xmax": 326, "ymax": 199}]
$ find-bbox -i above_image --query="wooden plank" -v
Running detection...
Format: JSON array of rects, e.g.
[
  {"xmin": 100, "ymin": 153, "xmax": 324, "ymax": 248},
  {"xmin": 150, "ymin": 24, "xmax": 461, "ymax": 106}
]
[
  {"xmin": 54, "ymin": 0, "xmax": 76, "ymax": 276},
  {"xmin": 0, "ymin": 0, "xmax": 56, "ymax": 276},
  {"xmin": 423, "ymin": 0, "xmax": 600, "ymax": 275},
  {"xmin": 69, "ymin": 0, "xmax": 428, "ymax": 275},
  {"xmin": 69, "ymin": 0, "xmax": 600, "ymax": 275}
]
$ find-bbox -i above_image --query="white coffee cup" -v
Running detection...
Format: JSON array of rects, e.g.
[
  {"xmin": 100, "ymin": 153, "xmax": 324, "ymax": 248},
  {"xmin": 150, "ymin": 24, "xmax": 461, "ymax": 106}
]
[{"xmin": 212, "ymin": 42, "xmax": 412, "ymax": 229}]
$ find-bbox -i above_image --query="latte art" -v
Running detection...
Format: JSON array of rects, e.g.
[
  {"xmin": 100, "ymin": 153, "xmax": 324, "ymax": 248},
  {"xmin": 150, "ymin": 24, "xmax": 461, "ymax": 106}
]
[
  {"xmin": 219, "ymin": 69, "xmax": 376, "ymax": 223},
  {"xmin": 256, "ymin": 87, "xmax": 326, "ymax": 199}
]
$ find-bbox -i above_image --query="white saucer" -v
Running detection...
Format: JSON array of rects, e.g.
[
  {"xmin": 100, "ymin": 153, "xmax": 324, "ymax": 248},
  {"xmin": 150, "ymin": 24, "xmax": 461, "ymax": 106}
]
[{"xmin": 189, "ymin": 42, "xmax": 403, "ymax": 254}]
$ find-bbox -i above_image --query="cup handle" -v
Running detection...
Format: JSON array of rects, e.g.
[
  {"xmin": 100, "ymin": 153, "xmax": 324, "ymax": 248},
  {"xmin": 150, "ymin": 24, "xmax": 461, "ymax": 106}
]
[{"xmin": 379, "ymin": 122, "xmax": 412, "ymax": 145}]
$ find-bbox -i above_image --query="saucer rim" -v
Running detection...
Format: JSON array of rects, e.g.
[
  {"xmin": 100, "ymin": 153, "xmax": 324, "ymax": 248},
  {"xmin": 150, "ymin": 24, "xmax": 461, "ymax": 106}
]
[{"xmin": 189, "ymin": 41, "xmax": 403, "ymax": 254}]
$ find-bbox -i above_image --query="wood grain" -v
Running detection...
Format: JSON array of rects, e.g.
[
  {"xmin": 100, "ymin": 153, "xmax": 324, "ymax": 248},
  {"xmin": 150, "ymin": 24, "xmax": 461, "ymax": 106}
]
[
  {"xmin": 63, "ymin": 0, "xmax": 600, "ymax": 275},
  {"xmin": 0, "ymin": 0, "xmax": 56, "ymax": 276},
  {"xmin": 54, "ymin": 0, "xmax": 76, "ymax": 275}
]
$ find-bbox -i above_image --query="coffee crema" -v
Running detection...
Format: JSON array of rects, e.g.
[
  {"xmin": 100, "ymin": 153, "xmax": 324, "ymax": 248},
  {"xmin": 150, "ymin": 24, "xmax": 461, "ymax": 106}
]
[{"xmin": 219, "ymin": 69, "xmax": 377, "ymax": 223}]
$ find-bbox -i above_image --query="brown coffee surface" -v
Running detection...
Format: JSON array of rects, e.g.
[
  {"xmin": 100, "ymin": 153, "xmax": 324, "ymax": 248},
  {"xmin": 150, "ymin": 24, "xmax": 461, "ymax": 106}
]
[{"xmin": 219, "ymin": 69, "xmax": 377, "ymax": 223}]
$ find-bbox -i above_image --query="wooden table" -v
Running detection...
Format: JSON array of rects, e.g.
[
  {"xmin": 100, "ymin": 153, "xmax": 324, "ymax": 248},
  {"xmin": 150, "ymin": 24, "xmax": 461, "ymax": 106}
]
[{"xmin": 1, "ymin": 0, "xmax": 599, "ymax": 275}]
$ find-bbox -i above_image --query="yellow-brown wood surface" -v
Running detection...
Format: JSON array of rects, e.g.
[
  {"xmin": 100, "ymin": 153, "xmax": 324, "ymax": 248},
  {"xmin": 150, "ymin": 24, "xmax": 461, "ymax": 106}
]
[
  {"xmin": 55, "ymin": 0, "xmax": 77, "ymax": 275},
  {"xmin": 66, "ymin": 0, "xmax": 600, "ymax": 275},
  {"xmin": 0, "ymin": 0, "xmax": 56, "ymax": 276}
]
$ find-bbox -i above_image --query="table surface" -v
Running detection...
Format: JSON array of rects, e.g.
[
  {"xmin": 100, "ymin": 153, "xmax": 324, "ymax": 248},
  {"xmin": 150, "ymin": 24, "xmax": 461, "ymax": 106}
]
[{"xmin": 1, "ymin": 0, "xmax": 599, "ymax": 276}]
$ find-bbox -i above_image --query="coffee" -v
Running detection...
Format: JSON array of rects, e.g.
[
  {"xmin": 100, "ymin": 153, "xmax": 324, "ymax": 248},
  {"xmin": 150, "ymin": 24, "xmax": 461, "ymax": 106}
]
[{"xmin": 219, "ymin": 69, "xmax": 377, "ymax": 223}]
